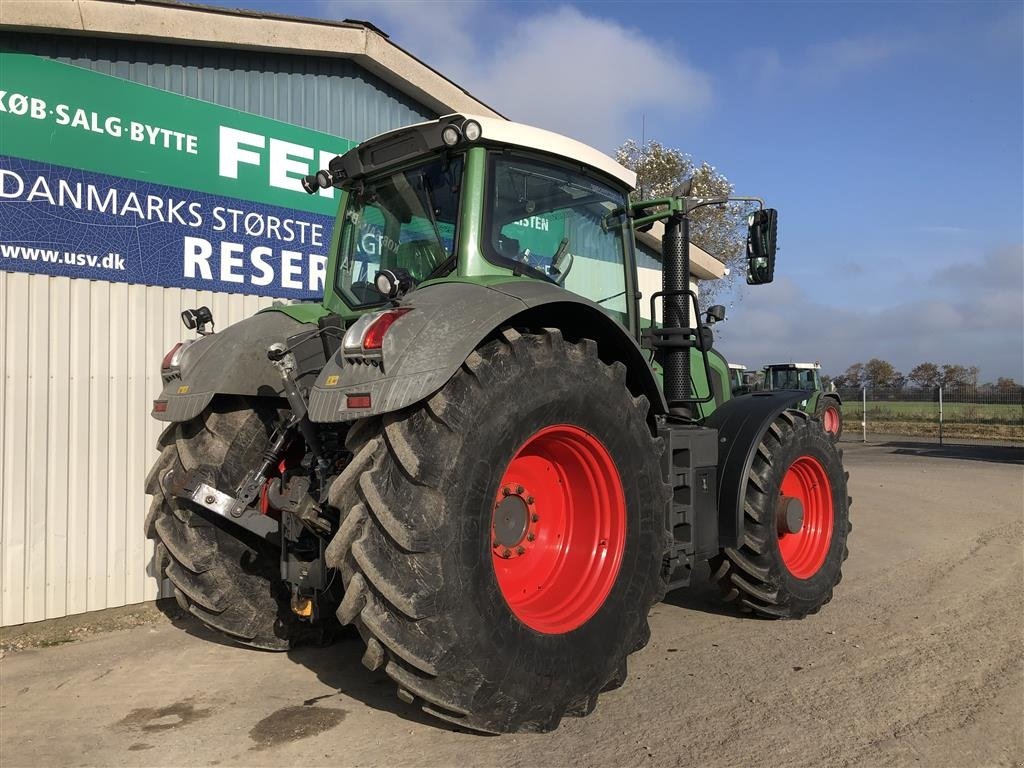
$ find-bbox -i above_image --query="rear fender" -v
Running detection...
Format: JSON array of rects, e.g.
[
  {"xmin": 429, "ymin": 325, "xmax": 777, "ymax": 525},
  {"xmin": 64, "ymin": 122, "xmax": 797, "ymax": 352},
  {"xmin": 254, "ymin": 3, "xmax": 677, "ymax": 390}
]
[
  {"xmin": 152, "ymin": 311, "xmax": 317, "ymax": 422},
  {"xmin": 307, "ymin": 280, "xmax": 666, "ymax": 423},
  {"xmin": 705, "ymin": 391, "xmax": 809, "ymax": 549}
]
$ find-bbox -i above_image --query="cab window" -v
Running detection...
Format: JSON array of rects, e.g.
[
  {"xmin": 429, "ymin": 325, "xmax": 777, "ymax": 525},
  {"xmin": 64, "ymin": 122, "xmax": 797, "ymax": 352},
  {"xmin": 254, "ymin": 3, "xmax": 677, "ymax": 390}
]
[{"xmin": 485, "ymin": 154, "xmax": 630, "ymax": 324}]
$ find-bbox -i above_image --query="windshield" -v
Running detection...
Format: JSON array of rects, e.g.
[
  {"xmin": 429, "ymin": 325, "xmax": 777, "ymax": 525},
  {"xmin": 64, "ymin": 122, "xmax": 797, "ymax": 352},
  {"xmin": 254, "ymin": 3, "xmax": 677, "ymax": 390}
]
[
  {"xmin": 334, "ymin": 155, "xmax": 463, "ymax": 308},
  {"xmin": 771, "ymin": 368, "xmax": 817, "ymax": 390}
]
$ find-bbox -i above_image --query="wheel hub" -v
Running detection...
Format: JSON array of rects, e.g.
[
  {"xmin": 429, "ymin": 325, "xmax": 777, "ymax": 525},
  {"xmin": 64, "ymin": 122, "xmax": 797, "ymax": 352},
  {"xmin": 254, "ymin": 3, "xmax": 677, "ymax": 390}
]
[
  {"xmin": 492, "ymin": 485, "xmax": 537, "ymax": 559},
  {"xmin": 777, "ymin": 495, "xmax": 805, "ymax": 534}
]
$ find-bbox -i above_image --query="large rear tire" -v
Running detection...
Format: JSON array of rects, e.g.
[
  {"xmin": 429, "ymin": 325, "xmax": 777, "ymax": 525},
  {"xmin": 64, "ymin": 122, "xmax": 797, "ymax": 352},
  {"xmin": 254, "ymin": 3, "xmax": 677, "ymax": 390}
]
[
  {"xmin": 144, "ymin": 397, "xmax": 328, "ymax": 650},
  {"xmin": 709, "ymin": 409, "xmax": 850, "ymax": 618},
  {"xmin": 326, "ymin": 328, "xmax": 669, "ymax": 733}
]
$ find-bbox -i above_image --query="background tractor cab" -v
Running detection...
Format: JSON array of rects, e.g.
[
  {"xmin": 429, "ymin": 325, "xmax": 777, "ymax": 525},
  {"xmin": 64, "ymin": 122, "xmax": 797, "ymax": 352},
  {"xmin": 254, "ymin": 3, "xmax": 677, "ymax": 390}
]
[{"xmin": 763, "ymin": 362, "xmax": 824, "ymax": 392}]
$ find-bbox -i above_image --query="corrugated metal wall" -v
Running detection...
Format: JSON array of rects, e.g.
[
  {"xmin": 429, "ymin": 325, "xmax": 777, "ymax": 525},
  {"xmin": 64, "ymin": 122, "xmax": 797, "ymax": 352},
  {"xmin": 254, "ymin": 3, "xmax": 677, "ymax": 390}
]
[
  {"xmin": 1, "ymin": 32, "xmax": 435, "ymax": 143},
  {"xmin": 0, "ymin": 33, "xmax": 438, "ymax": 625},
  {"xmin": 0, "ymin": 271, "xmax": 277, "ymax": 626}
]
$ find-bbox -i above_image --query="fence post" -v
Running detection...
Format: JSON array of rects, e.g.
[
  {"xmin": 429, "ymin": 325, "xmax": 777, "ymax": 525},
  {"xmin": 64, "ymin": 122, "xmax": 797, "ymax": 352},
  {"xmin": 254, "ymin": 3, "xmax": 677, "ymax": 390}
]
[
  {"xmin": 938, "ymin": 385, "xmax": 943, "ymax": 446},
  {"xmin": 862, "ymin": 387, "xmax": 867, "ymax": 443}
]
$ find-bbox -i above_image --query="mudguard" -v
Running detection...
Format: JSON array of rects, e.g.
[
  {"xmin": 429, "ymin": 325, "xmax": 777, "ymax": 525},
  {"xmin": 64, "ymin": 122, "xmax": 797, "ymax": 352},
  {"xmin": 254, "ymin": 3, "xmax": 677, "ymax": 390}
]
[
  {"xmin": 152, "ymin": 310, "xmax": 316, "ymax": 422},
  {"xmin": 704, "ymin": 390, "xmax": 810, "ymax": 549},
  {"xmin": 307, "ymin": 280, "xmax": 666, "ymax": 423}
]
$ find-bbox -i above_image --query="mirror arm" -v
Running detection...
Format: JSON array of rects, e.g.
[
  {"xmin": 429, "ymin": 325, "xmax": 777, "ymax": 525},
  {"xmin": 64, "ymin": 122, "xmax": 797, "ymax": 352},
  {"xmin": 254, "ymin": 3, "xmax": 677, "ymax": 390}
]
[{"xmin": 629, "ymin": 195, "xmax": 765, "ymax": 230}]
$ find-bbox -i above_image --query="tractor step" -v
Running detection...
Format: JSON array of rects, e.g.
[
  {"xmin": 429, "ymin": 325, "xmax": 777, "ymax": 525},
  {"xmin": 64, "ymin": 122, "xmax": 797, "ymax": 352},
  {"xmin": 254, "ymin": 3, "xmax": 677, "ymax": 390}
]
[{"xmin": 658, "ymin": 422, "xmax": 719, "ymax": 591}]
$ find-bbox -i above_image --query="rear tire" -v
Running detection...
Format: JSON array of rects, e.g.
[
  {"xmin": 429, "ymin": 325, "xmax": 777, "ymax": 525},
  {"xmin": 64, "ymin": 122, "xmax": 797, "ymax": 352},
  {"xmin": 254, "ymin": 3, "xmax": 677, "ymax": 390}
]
[
  {"xmin": 709, "ymin": 409, "xmax": 850, "ymax": 618},
  {"xmin": 326, "ymin": 328, "xmax": 669, "ymax": 732},
  {"xmin": 145, "ymin": 397, "xmax": 329, "ymax": 650},
  {"xmin": 815, "ymin": 394, "xmax": 843, "ymax": 442}
]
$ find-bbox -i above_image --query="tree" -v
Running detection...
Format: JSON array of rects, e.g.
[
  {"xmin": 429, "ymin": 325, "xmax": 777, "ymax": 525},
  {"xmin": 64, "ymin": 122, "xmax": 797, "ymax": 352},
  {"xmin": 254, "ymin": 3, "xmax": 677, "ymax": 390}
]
[
  {"xmin": 908, "ymin": 362, "xmax": 940, "ymax": 388},
  {"xmin": 614, "ymin": 139, "xmax": 750, "ymax": 304},
  {"xmin": 834, "ymin": 362, "xmax": 866, "ymax": 389},
  {"xmin": 996, "ymin": 376, "xmax": 1019, "ymax": 392},
  {"xmin": 940, "ymin": 364, "xmax": 971, "ymax": 387},
  {"xmin": 864, "ymin": 358, "xmax": 899, "ymax": 388}
]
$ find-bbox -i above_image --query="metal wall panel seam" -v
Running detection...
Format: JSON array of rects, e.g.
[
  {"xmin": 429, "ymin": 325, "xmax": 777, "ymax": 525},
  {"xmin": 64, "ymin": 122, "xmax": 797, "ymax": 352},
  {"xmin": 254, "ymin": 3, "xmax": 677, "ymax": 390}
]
[
  {"xmin": 25, "ymin": 275, "xmax": 51, "ymax": 623},
  {"xmin": 44, "ymin": 277, "xmax": 71, "ymax": 618}
]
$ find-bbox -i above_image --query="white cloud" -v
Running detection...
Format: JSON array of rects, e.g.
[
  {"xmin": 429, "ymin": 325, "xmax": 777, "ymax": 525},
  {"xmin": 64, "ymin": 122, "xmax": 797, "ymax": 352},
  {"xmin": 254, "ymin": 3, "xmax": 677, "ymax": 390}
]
[
  {"xmin": 737, "ymin": 34, "xmax": 914, "ymax": 91},
  {"xmin": 317, "ymin": 1, "xmax": 712, "ymax": 150},
  {"xmin": 714, "ymin": 244, "xmax": 1024, "ymax": 381}
]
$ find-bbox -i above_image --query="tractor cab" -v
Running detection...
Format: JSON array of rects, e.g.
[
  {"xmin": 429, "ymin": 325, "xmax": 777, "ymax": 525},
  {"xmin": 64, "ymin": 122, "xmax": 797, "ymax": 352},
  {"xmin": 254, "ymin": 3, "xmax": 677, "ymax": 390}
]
[
  {"xmin": 313, "ymin": 115, "xmax": 639, "ymax": 330},
  {"xmin": 763, "ymin": 362, "xmax": 822, "ymax": 392}
]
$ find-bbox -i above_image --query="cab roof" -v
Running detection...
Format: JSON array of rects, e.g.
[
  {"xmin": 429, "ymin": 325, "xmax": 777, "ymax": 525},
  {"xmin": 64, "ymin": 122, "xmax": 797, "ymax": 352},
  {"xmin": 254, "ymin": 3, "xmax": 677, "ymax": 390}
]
[{"xmin": 353, "ymin": 114, "xmax": 637, "ymax": 190}]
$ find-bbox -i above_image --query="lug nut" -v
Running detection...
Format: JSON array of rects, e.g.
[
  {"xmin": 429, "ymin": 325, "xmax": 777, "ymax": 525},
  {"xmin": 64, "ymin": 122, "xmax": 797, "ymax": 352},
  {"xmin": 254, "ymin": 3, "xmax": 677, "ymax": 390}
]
[
  {"xmin": 516, "ymin": 546, "xmax": 525, "ymax": 555},
  {"xmin": 502, "ymin": 549, "xmax": 512, "ymax": 559},
  {"xmin": 527, "ymin": 533, "xmax": 535, "ymax": 542},
  {"xmin": 502, "ymin": 487, "xmax": 511, "ymax": 496},
  {"xmin": 531, "ymin": 513, "xmax": 539, "ymax": 522},
  {"xmin": 516, "ymin": 485, "xmax": 524, "ymax": 495}
]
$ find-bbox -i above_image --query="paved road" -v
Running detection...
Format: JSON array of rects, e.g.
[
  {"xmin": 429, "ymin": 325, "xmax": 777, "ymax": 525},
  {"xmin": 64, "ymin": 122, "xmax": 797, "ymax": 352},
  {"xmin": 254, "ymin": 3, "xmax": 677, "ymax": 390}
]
[{"xmin": 2, "ymin": 443, "xmax": 1022, "ymax": 767}]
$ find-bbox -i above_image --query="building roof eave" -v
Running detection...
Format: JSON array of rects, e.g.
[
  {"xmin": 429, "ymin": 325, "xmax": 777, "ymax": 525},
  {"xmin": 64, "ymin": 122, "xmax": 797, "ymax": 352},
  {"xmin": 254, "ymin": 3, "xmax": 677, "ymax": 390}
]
[{"xmin": 0, "ymin": 0, "xmax": 504, "ymax": 119}]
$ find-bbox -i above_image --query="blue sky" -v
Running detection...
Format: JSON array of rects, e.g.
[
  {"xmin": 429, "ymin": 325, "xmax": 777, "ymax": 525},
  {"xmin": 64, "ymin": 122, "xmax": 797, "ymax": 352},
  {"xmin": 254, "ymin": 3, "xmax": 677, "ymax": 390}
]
[{"xmin": 218, "ymin": 0, "xmax": 1022, "ymax": 381}]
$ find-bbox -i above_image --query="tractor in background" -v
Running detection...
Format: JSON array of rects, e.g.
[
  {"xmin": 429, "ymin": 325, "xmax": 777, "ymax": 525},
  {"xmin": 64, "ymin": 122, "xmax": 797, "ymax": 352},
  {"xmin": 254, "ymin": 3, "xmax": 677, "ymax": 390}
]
[
  {"xmin": 145, "ymin": 114, "xmax": 850, "ymax": 733},
  {"xmin": 762, "ymin": 362, "xmax": 843, "ymax": 441}
]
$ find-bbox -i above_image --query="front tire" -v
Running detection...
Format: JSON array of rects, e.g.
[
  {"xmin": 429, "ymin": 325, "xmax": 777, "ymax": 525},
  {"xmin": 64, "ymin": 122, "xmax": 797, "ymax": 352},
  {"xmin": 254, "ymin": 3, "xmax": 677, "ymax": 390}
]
[
  {"xmin": 710, "ymin": 409, "xmax": 850, "ymax": 618},
  {"xmin": 326, "ymin": 328, "xmax": 669, "ymax": 733},
  {"xmin": 815, "ymin": 394, "xmax": 843, "ymax": 442}
]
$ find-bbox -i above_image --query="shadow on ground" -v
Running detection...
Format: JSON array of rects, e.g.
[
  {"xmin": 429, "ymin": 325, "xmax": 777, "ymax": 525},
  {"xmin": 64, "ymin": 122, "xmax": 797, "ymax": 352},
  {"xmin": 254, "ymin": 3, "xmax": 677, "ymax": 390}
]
[
  {"xmin": 154, "ymin": 600, "xmax": 467, "ymax": 732},
  {"xmin": 881, "ymin": 441, "xmax": 1024, "ymax": 465}
]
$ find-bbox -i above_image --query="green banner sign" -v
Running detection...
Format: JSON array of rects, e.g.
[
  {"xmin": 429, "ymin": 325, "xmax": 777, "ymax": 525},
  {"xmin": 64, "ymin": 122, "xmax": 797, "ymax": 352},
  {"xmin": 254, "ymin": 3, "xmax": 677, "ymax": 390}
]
[{"xmin": 0, "ymin": 53, "xmax": 355, "ymax": 216}]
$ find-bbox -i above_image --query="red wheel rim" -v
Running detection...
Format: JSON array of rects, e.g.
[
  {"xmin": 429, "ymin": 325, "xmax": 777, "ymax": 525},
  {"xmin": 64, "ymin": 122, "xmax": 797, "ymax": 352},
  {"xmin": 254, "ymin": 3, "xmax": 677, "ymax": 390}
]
[
  {"xmin": 777, "ymin": 455, "xmax": 834, "ymax": 578},
  {"xmin": 491, "ymin": 424, "xmax": 626, "ymax": 634},
  {"xmin": 823, "ymin": 406, "xmax": 840, "ymax": 435}
]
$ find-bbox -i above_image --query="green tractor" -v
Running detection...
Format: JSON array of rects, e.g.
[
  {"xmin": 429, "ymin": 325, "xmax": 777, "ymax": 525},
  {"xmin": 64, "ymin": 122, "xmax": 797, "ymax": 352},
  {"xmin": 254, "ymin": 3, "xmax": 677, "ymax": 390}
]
[
  {"xmin": 146, "ymin": 115, "xmax": 850, "ymax": 733},
  {"xmin": 762, "ymin": 362, "xmax": 843, "ymax": 441}
]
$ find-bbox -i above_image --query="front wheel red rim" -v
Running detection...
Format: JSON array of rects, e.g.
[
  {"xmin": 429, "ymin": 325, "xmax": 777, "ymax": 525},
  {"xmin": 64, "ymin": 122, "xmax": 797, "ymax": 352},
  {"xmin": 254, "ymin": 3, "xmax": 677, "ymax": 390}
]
[
  {"xmin": 777, "ymin": 455, "xmax": 834, "ymax": 578},
  {"xmin": 823, "ymin": 406, "xmax": 840, "ymax": 435},
  {"xmin": 491, "ymin": 425, "xmax": 626, "ymax": 634}
]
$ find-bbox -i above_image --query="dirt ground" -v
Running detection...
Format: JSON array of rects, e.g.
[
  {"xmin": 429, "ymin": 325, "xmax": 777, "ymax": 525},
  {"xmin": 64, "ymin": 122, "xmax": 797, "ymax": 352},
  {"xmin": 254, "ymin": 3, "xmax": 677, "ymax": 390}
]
[{"xmin": 2, "ymin": 442, "xmax": 1022, "ymax": 768}]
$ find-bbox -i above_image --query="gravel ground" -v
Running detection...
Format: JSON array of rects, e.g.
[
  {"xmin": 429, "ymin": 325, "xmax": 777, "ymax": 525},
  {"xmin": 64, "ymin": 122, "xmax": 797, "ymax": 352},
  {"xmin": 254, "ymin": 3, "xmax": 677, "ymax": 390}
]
[{"xmin": 1, "ymin": 442, "xmax": 1022, "ymax": 768}]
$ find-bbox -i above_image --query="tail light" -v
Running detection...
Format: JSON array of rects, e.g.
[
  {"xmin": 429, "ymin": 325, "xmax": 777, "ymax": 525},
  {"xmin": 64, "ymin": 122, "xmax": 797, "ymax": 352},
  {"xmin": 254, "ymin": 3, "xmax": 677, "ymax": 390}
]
[
  {"xmin": 363, "ymin": 309, "xmax": 412, "ymax": 350},
  {"xmin": 161, "ymin": 340, "xmax": 192, "ymax": 371},
  {"xmin": 343, "ymin": 308, "xmax": 413, "ymax": 353}
]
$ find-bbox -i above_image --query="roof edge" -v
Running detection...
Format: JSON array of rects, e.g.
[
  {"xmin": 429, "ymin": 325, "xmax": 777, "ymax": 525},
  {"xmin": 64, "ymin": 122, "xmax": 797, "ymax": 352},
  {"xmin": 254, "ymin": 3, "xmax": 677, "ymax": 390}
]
[{"xmin": 0, "ymin": 0, "xmax": 504, "ymax": 119}]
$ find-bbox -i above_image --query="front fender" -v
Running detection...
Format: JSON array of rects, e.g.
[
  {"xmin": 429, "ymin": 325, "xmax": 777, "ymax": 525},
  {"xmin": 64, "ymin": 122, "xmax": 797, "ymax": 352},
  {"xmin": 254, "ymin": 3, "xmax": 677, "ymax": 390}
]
[
  {"xmin": 152, "ymin": 311, "xmax": 316, "ymax": 422},
  {"xmin": 705, "ymin": 391, "xmax": 809, "ymax": 549},
  {"xmin": 307, "ymin": 280, "xmax": 665, "ymax": 423}
]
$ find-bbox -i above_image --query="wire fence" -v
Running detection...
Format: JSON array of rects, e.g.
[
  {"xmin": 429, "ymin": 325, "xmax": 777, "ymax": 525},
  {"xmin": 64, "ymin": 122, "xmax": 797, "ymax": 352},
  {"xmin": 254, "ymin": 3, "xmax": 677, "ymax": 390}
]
[{"xmin": 834, "ymin": 386, "xmax": 1024, "ymax": 446}]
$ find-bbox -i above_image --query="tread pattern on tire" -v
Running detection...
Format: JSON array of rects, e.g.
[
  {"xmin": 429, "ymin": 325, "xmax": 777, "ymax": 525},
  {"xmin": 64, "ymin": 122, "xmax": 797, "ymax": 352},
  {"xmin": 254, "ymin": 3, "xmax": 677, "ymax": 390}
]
[
  {"xmin": 325, "ymin": 328, "xmax": 669, "ymax": 733},
  {"xmin": 709, "ymin": 409, "xmax": 852, "ymax": 619},
  {"xmin": 145, "ymin": 399, "xmax": 309, "ymax": 650}
]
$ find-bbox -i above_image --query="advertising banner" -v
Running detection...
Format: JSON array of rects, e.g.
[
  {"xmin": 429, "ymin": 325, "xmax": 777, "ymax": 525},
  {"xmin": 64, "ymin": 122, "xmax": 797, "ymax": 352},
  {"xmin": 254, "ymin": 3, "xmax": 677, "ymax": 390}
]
[{"xmin": 0, "ymin": 53, "xmax": 356, "ymax": 299}]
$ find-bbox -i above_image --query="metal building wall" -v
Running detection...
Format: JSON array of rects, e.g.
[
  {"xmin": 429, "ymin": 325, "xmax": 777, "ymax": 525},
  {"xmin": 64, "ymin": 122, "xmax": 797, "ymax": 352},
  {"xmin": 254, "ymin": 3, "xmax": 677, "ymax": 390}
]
[
  {"xmin": 1, "ymin": 32, "xmax": 435, "ymax": 142},
  {"xmin": 0, "ymin": 271, "xmax": 278, "ymax": 626},
  {"xmin": 0, "ymin": 33, "xmax": 439, "ymax": 626}
]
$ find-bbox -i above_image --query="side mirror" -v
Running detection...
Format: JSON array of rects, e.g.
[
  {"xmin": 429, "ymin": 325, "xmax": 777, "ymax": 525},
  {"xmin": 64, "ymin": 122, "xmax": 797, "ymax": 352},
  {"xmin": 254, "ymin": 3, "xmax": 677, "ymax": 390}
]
[
  {"xmin": 746, "ymin": 208, "xmax": 777, "ymax": 285},
  {"xmin": 704, "ymin": 304, "xmax": 726, "ymax": 324}
]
